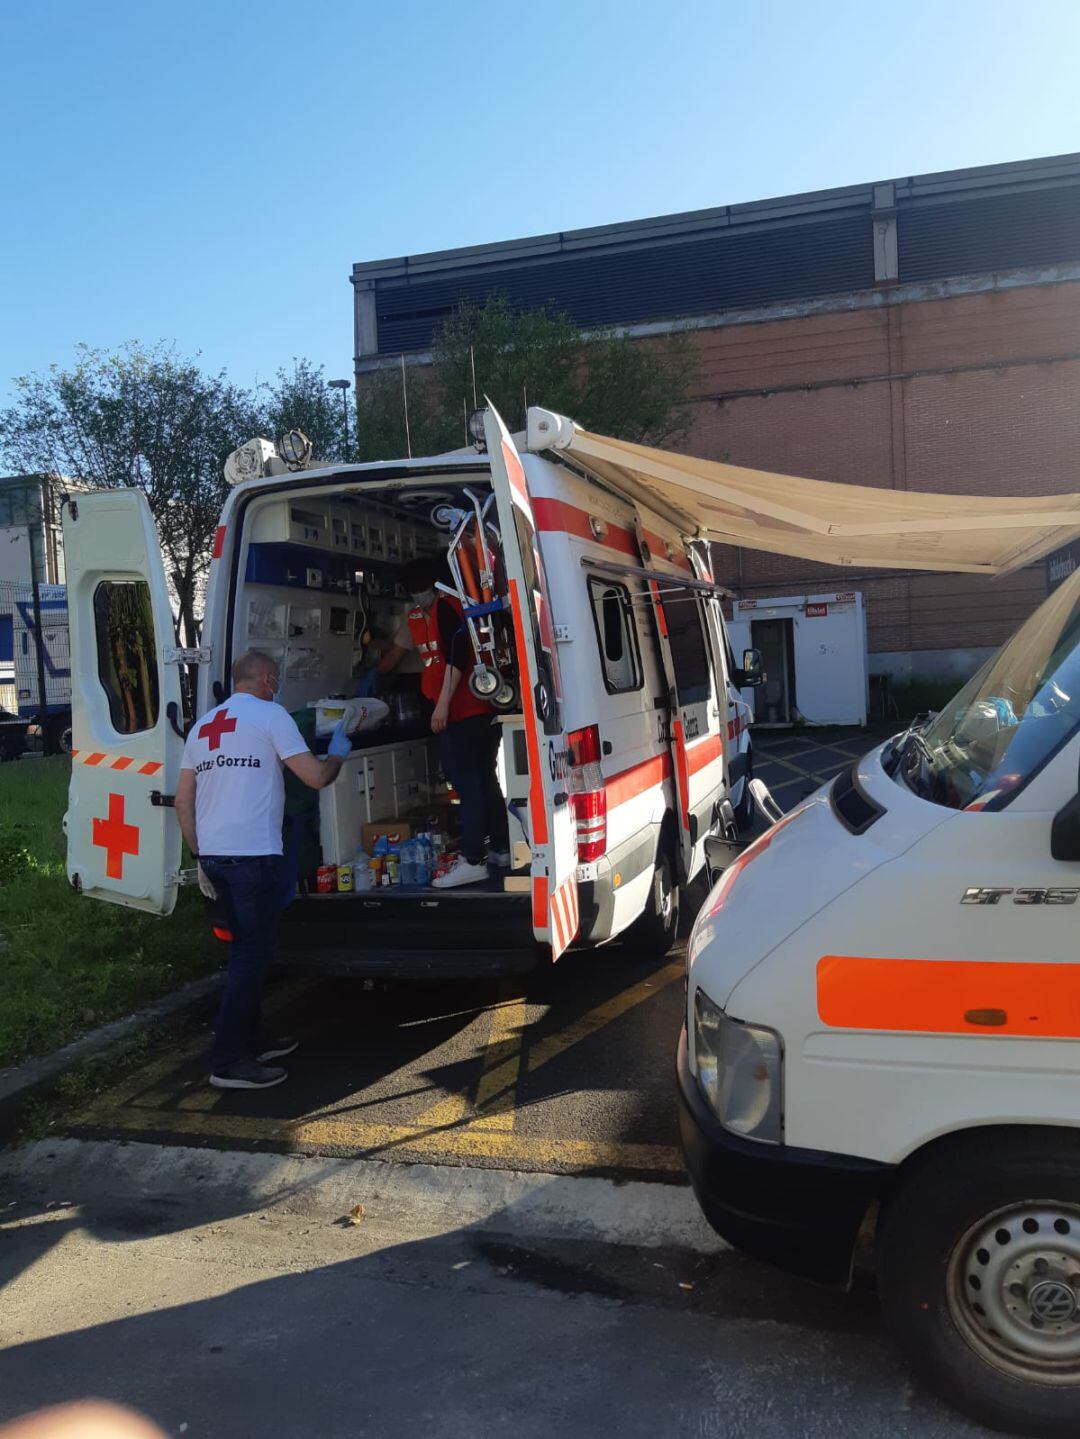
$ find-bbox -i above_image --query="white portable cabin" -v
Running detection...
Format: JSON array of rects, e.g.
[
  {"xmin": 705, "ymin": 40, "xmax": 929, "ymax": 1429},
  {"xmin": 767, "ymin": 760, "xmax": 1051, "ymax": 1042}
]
[{"xmin": 727, "ymin": 590, "xmax": 868, "ymax": 727}]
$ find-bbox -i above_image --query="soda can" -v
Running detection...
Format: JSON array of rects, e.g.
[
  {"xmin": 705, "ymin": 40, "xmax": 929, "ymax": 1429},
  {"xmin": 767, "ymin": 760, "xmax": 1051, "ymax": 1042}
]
[
  {"xmin": 337, "ymin": 863, "xmax": 353, "ymax": 892},
  {"xmin": 316, "ymin": 864, "xmax": 336, "ymax": 894}
]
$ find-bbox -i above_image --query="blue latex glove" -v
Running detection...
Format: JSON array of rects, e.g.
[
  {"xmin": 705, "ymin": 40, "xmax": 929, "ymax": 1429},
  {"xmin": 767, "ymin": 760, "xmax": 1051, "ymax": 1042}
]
[
  {"xmin": 327, "ymin": 719, "xmax": 352, "ymax": 758},
  {"xmin": 355, "ymin": 666, "xmax": 378, "ymax": 698}
]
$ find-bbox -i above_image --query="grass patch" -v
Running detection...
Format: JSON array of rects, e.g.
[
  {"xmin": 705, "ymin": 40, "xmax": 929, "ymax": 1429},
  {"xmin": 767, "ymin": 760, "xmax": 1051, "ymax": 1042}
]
[{"xmin": 0, "ymin": 757, "xmax": 219, "ymax": 1066}]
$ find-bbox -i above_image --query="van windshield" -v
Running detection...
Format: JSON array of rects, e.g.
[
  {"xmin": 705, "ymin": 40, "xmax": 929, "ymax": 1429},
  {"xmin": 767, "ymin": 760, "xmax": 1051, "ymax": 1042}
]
[{"xmin": 896, "ymin": 566, "xmax": 1080, "ymax": 810}]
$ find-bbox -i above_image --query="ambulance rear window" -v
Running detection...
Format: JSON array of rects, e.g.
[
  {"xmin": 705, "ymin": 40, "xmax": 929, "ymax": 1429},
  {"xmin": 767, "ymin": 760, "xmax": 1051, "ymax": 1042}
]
[
  {"xmin": 588, "ymin": 576, "xmax": 642, "ymax": 694},
  {"xmin": 92, "ymin": 580, "xmax": 160, "ymax": 734},
  {"xmin": 663, "ymin": 591, "xmax": 712, "ymax": 706}
]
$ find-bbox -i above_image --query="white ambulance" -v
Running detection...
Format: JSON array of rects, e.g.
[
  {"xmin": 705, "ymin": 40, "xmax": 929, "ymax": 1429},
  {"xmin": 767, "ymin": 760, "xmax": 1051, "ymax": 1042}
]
[
  {"xmin": 680, "ymin": 566, "xmax": 1080, "ymax": 1436},
  {"xmin": 62, "ymin": 404, "xmax": 761, "ymax": 974}
]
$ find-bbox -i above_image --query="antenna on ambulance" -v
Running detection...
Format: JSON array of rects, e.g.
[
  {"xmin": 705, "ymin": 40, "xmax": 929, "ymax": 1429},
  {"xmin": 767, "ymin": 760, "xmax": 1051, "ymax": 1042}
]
[{"xmin": 400, "ymin": 354, "xmax": 412, "ymax": 458}]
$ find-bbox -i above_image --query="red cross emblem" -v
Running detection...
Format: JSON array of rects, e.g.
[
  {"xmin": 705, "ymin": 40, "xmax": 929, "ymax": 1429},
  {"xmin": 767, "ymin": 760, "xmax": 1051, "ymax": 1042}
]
[
  {"xmin": 92, "ymin": 792, "xmax": 140, "ymax": 880},
  {"xmin": 199, "ymin": 708, "xmax": 237, "ymax": 751}
]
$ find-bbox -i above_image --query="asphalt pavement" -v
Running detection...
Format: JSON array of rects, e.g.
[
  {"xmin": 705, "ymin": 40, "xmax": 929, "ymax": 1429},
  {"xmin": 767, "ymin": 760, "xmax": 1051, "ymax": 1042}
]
[
  {"xmin": 59, "ymin": 725, "xmax": 889, "ymax": 1179},
  {"xmin": 0, "ymin": 1139, "xmax": 995, "ymax": 1439}
]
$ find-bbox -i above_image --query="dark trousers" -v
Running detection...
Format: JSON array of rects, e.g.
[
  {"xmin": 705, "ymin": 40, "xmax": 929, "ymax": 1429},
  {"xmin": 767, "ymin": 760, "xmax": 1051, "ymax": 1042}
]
[
  {"xmin": 439, "ymin": 714, "xmax": 510, "ymax": 864},
  {"xmin": 200, "ymin": 855, "xmax": 282, "ymax": 1069}
]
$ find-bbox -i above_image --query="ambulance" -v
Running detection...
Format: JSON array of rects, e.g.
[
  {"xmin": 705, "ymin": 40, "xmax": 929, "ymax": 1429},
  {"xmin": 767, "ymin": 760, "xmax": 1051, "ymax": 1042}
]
[
  {"xmin": 680, "ymin": 566, "xmax": 1080, "ymax": 1436},
  {"xmin": 61, "ymin": 404, "xmax": 761, "ymax": 974}
]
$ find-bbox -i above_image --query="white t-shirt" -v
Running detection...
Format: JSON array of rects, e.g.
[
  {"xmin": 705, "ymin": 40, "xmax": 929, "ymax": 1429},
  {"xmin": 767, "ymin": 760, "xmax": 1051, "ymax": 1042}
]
[{"xmin": 180, "ymin": 692, "xmax": 308, "ymax": 857}]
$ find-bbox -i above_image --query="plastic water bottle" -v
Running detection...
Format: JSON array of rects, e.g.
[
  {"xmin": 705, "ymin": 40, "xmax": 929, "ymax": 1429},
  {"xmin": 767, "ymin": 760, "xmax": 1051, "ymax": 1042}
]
[
  {"xmin": 353, "ymin": 848, "xmax": 373, "ymax": 892},
  {"xmin": 416, "ymin": 834, "xmax": 432, "ymax": 886}
]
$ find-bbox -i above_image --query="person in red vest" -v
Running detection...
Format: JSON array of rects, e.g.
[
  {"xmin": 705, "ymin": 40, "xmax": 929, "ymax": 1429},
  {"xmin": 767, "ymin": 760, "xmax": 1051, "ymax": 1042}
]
[{"xmin": 394, "ymin": 554, "xmax": 511, "ymax": 887}]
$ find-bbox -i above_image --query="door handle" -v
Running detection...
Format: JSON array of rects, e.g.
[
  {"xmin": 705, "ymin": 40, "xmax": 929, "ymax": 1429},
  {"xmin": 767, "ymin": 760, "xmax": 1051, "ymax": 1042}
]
[{"xmin": 553, "ymin": 791, "xmax": 569, "ymax": 807}]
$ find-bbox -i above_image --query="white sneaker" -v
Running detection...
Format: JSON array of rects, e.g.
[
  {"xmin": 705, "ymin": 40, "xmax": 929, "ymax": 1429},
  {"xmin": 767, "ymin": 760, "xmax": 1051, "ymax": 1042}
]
[
  {"xmin": 432, "ymin": 856, "xmax": 490, "ymax": 889},
  {"xmin": 487, "ymin": 849, "xmax": 512, "ymax": 868}
]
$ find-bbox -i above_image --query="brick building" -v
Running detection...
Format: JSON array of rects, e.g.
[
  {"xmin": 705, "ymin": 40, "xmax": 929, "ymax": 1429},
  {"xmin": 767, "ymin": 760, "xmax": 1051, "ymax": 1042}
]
[{"xmin": 351, "ymin": 154, "xmax": 1080, "ymax": 681}]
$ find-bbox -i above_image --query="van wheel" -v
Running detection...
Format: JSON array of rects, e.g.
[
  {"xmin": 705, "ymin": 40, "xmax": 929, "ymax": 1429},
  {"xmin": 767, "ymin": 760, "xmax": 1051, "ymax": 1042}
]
[
  {"xmin": 624, "ymin": 848, "xmax": 679, "ymax": 957},
  {"xmin": 46, "ymin": 715, "xmax": 72, "ymax": 755},
  {"xmin": 877, "ymin": 1130, "xmax": 1080, "ymax": 1438},
  {"xmin": 733, "ymin": 747, "xmax": 754, "ymax": 832}
]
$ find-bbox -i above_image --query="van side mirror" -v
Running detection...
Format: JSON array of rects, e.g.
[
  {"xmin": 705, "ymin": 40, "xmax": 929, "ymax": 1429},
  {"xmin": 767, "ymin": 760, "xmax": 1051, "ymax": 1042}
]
[
  {"xmin": 1052, "ymin": 788, "xmax": 1080, "ymax": 861},
  {"xmin": 737, "ymin": 647, "xmax": 765, "ymax": 688}
]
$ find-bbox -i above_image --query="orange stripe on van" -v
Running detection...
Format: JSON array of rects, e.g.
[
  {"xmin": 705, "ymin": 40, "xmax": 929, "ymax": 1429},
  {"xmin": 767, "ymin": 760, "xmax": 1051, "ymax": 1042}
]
[
  {"xmin": 672, "ymin": 717, "xmax": 691, "ymax": 832},
  {"xmin": 532, "ymin": 498, "xmax": 638, "ymax": 558},
  {"xmin": 687, "ymin": 733, "xmax": 723, "ymax": 774},
  {"xmin": 817, "ymin": 955, "xmax": 1080, "ymax": 1038},
  {"xmin": 532, "ymin": 873, "xmax": 549, "ymax": 932},
  {"xmin": 508, "ymin": 577, "xmax": 548, "ymax": 847},
  {"xmin": 605, "ymin": 752, "xmax": 672, "ymax": 809}
]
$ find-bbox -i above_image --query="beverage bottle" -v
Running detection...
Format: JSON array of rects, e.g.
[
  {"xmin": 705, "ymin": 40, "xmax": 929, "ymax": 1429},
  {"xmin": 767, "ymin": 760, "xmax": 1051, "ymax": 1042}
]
[{"xmin": 353, "ymin": 848, "xmax": 373, "ymax": 892}]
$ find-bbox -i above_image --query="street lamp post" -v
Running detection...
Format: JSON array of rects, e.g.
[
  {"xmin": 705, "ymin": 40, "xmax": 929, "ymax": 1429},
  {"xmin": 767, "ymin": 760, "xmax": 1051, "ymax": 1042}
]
[{"xmin": 328, "ymin": 378, "xmax": 351, "ymax": 461}]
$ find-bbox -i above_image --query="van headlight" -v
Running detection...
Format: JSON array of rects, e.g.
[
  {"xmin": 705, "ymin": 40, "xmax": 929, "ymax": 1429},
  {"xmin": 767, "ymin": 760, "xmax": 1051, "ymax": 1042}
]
[{"xmin": 693, "ymin": 989, "xmax": 783, "ymax": 1144}]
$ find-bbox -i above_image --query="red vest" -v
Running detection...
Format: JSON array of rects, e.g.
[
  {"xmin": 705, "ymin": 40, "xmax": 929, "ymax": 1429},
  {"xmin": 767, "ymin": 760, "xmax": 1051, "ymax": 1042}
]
[{"xmin": 407, "ymin": 595, "xmax": 493, "ymax": 723}]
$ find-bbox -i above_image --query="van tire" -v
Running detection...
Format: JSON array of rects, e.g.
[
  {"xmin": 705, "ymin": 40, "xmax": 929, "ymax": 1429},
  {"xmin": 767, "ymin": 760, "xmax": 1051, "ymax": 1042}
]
[
  {"xmin": 624, "ymin": 846, "xmax": 679, "ymax": 957},
  {"xmin": 46, "ymin": 714, "xmax": 72, "ymax": 756},
  {"xmin": 877, "ymin": 1129, "xmax": 1080, "ymax": 1438}
]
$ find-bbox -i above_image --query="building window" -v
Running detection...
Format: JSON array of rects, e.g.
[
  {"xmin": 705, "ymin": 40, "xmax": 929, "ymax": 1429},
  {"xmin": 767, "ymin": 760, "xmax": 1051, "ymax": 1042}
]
[
  {"xmin": 93, "ymin": 581, "xmax": 160, "ymax": 733},
  {"xmin": 662, "ymin": 589, "xmax": 712, "ymax": 706},
  {"xmin": 588, "ymin": 576, "xmax": 642, "ymax": 693}
]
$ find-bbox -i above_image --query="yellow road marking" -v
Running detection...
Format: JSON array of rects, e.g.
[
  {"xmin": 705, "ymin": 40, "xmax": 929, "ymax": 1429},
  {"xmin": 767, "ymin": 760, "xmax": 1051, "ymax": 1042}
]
[
  {"xmin": 464, "ymin": 961, "xmax": 684, "ymax": 1119},
  {"xmin": 470, "ymin": 980, "xmax": 527, "ymax": 1132},
  {"xmin": 71, "ymin": 1106, "xmax": 681, "ymax": 1173},
  {"xmin": 410, "ymin": 983, "xmax": 526, "ymax": 1130},
  {"xmin": 74, "ymin": 967, "xmax": 684, "ymax": 1174}
]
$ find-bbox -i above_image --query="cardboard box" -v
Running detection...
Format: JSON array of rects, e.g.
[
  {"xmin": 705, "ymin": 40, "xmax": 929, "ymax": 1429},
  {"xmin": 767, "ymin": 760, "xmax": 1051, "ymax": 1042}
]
[{"xmin": 361, "ymin": 820, "xmax": 412, "ymax": 852}]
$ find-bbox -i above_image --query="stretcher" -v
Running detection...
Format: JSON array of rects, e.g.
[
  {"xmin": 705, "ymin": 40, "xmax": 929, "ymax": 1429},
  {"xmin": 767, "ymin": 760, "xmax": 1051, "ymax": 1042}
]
[{"xmin": 432, "ymin": 489, "xmax": 518, "ymax": 711}]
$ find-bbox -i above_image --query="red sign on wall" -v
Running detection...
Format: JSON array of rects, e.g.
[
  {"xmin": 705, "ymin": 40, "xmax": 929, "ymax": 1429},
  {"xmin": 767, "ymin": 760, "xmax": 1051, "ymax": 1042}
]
[{"xmin": 806, "ymin": 603, "xmax": 829, "ymax": 618}]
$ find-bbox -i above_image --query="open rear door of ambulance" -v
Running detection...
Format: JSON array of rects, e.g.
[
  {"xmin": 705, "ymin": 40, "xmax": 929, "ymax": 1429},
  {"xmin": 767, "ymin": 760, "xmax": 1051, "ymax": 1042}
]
[
  {"xmin": 62, "ymin": 490, "xmax": 187, "ymax": 915},
  {"xmin": 484, "ymin": 404, "xmax": 580, "ymax": 958},
  {"xmin": 633, "ymin": 520, "xmax": 722, "ymax": 883}
]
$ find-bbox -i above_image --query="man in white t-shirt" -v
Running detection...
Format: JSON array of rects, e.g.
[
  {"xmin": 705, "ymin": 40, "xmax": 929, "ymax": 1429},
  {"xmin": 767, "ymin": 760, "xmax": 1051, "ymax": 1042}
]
[{"xmin": 175, "ymin": 649, "xmax": 352, "ymax": 1091}]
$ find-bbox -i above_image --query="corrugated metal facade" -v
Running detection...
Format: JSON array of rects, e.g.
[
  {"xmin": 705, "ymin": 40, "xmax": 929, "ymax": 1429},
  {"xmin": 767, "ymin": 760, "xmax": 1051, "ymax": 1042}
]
[
  {"xmin": 898, "ymin": 183, "xmax": 1080, "ymax": 282},
  {"xmin": 355, "ymin": 155, "xmax": 1080, "ymax": 359},
  {"xmin": 374, "ymin": 213, "xmax": 874, "ymax": 354}
]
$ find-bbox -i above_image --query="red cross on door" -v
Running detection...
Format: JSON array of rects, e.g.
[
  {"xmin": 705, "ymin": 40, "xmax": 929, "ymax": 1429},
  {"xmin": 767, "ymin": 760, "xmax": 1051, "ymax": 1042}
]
[
  {"xmin": 92, "ymin": 792, "xmax": 140, "ymax": 880},
  {"xmin": 198, "ymin": 708, "xmax": 237, "ymax": 751}
]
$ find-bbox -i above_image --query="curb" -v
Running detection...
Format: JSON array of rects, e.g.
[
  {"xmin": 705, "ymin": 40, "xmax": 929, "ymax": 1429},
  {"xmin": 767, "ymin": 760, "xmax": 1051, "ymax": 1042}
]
[
  {"xmin": 2, "ymin": 1136, "xmax": 726, "ymax": 1253},
  {"xmin": 0, "ymin": 974, "xmax": 221, "ymax": 1145}
]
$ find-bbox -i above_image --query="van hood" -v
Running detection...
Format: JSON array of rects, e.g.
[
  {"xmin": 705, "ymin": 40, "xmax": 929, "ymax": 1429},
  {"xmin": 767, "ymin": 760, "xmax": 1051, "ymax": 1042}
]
[{"xmin": 687, "ymin": 744, "xmax": 951, "ymax": 1010}]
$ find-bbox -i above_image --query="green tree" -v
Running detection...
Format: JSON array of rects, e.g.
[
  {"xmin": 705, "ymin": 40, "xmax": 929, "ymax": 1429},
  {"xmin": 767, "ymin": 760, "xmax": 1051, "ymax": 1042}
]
[
  {"xmin": 355, "ymin": 294, "xmax": 700, "ymax": 461},
  {"xmin": 0, "ymin": 341, "xmax": 257, "ymax": 645},
  {"xmin": 258, "ymin": 357, "xmax": 349, "ymax": 462}
]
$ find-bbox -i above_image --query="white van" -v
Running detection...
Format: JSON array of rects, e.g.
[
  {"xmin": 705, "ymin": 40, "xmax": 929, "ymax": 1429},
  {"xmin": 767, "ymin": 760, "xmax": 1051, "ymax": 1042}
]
[
  {"xmin": 62, "ymin": 404, "xmax": 760, "ymax": 974},
  {"xmin": 680, "ymin": 566, "xmax": 1080, "ymax": 1437}
]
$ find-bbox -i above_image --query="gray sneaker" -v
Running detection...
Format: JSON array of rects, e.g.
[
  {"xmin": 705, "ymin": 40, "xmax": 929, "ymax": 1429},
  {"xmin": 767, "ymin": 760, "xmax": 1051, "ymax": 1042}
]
[{"xmin": 210, "ymin": 1060, "xmax": 288, "ymax": 1090}]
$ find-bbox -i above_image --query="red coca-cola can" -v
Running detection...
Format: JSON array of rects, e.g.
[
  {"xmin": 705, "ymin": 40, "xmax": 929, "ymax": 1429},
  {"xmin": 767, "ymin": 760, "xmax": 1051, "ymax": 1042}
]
[{"xmin": 315, "ymin": 864, "xmax": 336, "ymax": 894}]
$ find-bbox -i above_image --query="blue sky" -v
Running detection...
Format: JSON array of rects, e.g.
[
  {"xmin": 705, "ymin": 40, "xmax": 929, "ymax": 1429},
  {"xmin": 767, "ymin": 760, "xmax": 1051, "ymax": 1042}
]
[{"xmin": 1, "ymin": 0, "xmax": 1078, "ymax": 406}]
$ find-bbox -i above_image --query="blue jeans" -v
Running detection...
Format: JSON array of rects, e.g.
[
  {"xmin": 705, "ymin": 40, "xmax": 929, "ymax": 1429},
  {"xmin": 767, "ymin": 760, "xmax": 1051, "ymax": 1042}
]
[
  {"xmin": 200, "ymin": 855, "xmax": 283, "ymax": 1069},
  {"xmin": 439, "ymin": 714, "xmax": 510, "ymax": 864}
]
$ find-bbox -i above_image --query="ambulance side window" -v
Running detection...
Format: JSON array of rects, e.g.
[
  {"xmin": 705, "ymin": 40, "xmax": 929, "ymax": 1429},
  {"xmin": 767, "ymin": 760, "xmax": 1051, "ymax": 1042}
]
[
  {"xmin": 93, "ymin": 580, "xmax": 161, "ymax": 734},
  {"xmin": 587, "ymin": 576, "xmax": 642, "ymax": 694},
  {"xmin": 664, "ymin": 591, "xmax": 712, "ymax": 706}
]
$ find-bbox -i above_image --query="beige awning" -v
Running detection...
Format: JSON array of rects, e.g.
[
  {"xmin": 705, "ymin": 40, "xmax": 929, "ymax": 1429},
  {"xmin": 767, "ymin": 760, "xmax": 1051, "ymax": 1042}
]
[{"xmin": 525, "ymin": 409, "xmax": 1080, "ymax": 576}]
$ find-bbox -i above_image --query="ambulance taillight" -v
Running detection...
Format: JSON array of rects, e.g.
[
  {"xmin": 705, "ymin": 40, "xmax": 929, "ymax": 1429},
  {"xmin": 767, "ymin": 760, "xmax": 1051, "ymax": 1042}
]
[{"xmin": 568, "ymin": 724, "xmax": 607, "ymax": 862}]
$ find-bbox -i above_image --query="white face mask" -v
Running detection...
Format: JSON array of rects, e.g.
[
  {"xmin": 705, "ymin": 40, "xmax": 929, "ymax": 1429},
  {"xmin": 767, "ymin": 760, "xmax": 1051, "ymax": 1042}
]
[{"xmin": 411, "ymin": 588, "xmax": 435, "ymax": 608}]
